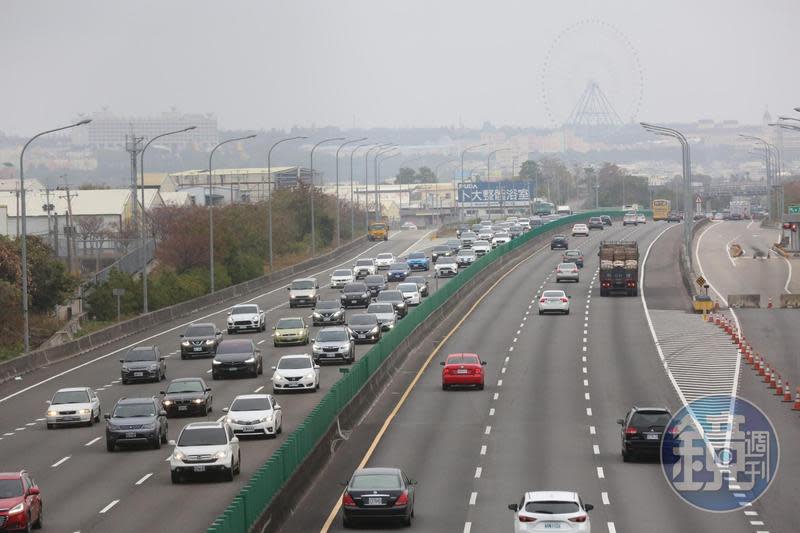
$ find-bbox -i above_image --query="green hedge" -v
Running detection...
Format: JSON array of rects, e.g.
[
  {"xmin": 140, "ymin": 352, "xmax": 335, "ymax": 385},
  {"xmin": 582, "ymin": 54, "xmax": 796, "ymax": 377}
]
[{"xmin": 206, "ymin": 210, "xmax": 633, "ymax": 533}]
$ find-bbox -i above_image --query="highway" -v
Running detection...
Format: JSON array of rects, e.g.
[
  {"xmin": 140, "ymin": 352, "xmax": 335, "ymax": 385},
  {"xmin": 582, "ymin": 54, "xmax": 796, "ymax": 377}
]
[
  {"xmin": 0, "ymin": 229, "xmax": 454, "ymax": 533},
  {"xmin": 283, "ymin": 220, "xmax": 755, "ymax": 533}
]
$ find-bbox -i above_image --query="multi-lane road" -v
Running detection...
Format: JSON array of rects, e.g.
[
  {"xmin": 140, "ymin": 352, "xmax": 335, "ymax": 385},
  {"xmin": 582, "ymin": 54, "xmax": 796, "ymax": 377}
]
[
  {"xmin": 0, "ymin": 229, "xmax": 455, "ymax": 533},
  {"xmin": 282, "ymin": 220, "xmax": 760, "ymax": 533}
]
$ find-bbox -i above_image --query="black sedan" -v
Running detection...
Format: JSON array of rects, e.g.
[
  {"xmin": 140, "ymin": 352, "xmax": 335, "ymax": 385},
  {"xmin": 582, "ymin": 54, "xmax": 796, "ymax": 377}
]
[
  {"xmin": 550, "ymin": 234, "xmax": 569, "ymax": 250},
  {"xmin": 180, "ymin": 322, "xmax": 222, "ymax": 359},
  {"xmin": 211, "ymin": 339, "xmax": 263, "ymax": 379},
  {"xmin": 341, "ymin": 467, "xmax": 416, "ymax": 528},
  {"xmin": 341, "ymin": 282, "xmax": 371, "ymax": 309},
  {"xmin": 160, "ymin": 378, "xmax": 213, "ymax": 417},
  {"xmin": 601, "ymin": 215, "xmax": 613, "ymax": 226},
  {"xmin": 431, "ymin": 245, "xmax": 451, "ymax": 262},
  {"xmin": 347, "ymin": 314, "xmax": 382, "ymax": 344},
  {"xmin": 363, "ymin": 275, "xmax": 387, "ymax": 298},
  {"xmin": 386, "ymin": 263, "xmax": 410, "ymax": 282}
]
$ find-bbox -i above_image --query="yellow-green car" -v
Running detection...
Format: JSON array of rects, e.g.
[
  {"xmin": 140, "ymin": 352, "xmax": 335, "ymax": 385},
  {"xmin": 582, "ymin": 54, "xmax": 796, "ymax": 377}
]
[{"xmin": 272, "ymin": 317, "xmax": 310, "ymax": 347}]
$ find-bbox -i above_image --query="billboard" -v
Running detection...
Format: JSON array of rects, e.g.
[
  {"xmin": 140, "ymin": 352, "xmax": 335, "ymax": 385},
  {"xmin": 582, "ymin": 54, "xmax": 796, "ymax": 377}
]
[{"xmin": 457, "ymin": 180, "xmax": 533, "ymax": 207}]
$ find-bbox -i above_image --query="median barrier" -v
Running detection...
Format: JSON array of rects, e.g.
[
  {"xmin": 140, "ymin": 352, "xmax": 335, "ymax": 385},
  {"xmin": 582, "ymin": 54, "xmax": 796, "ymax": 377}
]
[
  {"xmin": 728, "ymin": 294, "xmax": 761, "ymax": 308},
  {"xmin": 207, "ymin": 210, "xmax": 629, "ymax": 533},
  {"xmin": 0, "ymin": 237, "xmax": 367, "ymax": 384},
  {"xmin": 780, "ymin": 294, "xmax": 800, "ymax": 308}
]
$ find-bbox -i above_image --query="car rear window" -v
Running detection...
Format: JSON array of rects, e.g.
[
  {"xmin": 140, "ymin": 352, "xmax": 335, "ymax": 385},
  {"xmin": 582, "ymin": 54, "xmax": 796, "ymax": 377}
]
[
  {"xmin": 558, "ymin": 263, "xmax": 576, "ymax": 269},
  {"xmin": 377, "ymin": 253, "xmax": 394, "ymax": 259},
  {"xmin": 351, "ymin": 474, "xmax": 402, "ymax": 490},
  {"xmin": 397, "ymin": 283, "xmax": 417, "ymax": 292},
  {"xmin": 448, "ymin": 355, "xmax": 479, "ymax": 365},
  {"xmin": 524, "ymin": 501, "xmax": 580, "ymax": 514},
  {"xmin": 368, "ymin": 304, "xmax": 395, "ymax": 314},
  {"xmin": 631, "ymin": 412, "xmax": 671, "ymax": 428},
  {"xmin": 377, "ymin": 291, "xmax": 403, "ymax": 301},
  {"xmin": 178, "ymin": 427, "xmax": 227, "ymax": 446},
  {"xmin": 542, "ymin": 291, "xmax": 565, "ymax": 298}
]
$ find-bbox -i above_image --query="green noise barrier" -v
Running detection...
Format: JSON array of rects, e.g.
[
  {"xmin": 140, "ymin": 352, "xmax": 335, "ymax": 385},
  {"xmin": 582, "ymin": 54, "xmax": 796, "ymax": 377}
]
[{"xmin": 206, "ymin": 210, "xmax": 637, "ymax": 532}]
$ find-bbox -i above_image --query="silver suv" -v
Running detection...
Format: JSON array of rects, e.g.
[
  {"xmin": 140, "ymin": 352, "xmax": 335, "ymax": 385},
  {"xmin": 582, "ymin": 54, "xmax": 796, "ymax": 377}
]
[
  {"xmin": 288, "ymin": 278, "xmax": 319, "ymax": 308},
  {"xmin": 312, "ymin": 327, "xmax": 355, "ymax": 364}
]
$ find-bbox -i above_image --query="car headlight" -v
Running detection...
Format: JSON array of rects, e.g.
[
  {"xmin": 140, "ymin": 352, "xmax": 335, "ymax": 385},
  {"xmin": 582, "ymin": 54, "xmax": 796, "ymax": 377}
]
[
  {"xmin": 340, "ymin": 344, "xmax": 351, "ymax": 351},
  {"xmin": 173, "ymin": 450, "xmax": 187, "ymax": 461},
  {"xmin": 290, "ymin": 294, "xmax": 297, "ymax": 299},
  {"xmin": 163, "ymin": 400, "xmax": 173, "ymax": 406},
  {"xmin": 192, "ymin": 398, "xmax": 204, "ymax": 404},
  {"xmin": 272, "ymin": 373, "xmax": 282, "ymax": 381},
  {"xmin": 47, "ymin": 410, "xmax": 57, "ymax": 417},
  {"xmin": 227, "ymin": 317, "xmax": 234, "ymax": 323},
  {"xmin": 333, "ymin": 310, "xmax": 343, "ymax": 317},
  {"xmin": 181, "ymin": 341, "xmax": 191, "ymax": 347},
  {"xmin": 8, "ymin": 502, "xmax": 25, "ymax": 515},
  {"xmin": 362, "ymin": 292, "xmax": 368, "ymax": 298},
  {"xmin": 398, "ymin": 302, "xmax": 406, "ymax": 308},
  {"xmin": 213, "ymin": 359, "xmax": 222, "ymax": 365},
  {"xmin": 312, "ymin": 312, "xmax": 322, "ymax": 318},
  {"xmin": 304, "ymin": 372, "xmax": 315, "ymax": 380},
  {"xmin": 148, "ymin": 363, "xmax": 158, "ymax": 370},
  {"xmin": 370, "ymin": 326, "xmax": 380, "ymax": 334},
  {"xmin": 260, "ymin": 416, "xmax": 271, "ymax": 423},
  {"xmin": 205, "ymin": 339, "xmax": 215, "ymax": 345},
  {"xmin": 244, "ymin": 357, "xmax": 255, "ymax": 364},
  {"xmin": 142, "ymin": 421, "xmax": 157, "ymax": 430},
  {"xmin": 79, "ymin": 409, "xmax": 91, "ymax": 415},
  {"xmin": 215, "ymin": 449, "xmax": 229, "ymax": 459},
  {"xmin": 312, "ymin": 344, "xmax": 321, "ymax": 352},
  {"xmin": 340, "ymin": 294, "xmax": 346, "ymax": 300},
  {"xmin": 226, "ymin": 416, "xmax": 233, "ymax": 424}
]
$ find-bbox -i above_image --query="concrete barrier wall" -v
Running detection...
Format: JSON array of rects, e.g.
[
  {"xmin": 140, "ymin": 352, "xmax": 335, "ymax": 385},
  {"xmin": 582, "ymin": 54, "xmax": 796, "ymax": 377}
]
[
  {"xmin": 0, "ymin": 237, "xmax": 368, "ymax": 384},
  {"xmin": 728, "ymin": 294, "xmax": 761, "ymax": 308},
  {"xmin": 780, "ymin": 294, "xmax": 800, "ymax": 308},
  {"xmin": 681, "ymin": 218, "xmax": 711, "ymax": 300}
]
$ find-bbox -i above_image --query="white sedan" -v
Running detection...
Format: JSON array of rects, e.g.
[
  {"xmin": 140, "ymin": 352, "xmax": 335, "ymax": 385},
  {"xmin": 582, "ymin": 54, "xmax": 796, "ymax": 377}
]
[
  {"xmin": 492, "ymin": 232, "xmax": 511, "ymax": 248},
  {"xmin": 508, "ymin": 491, "xmax": 593, "ymax": 532},
  {"xmin": 401, "ymin": 221, "xmax": 418, "ymax": 230},
  {"xmin": 396, "ymin": 282, "xmax": 422, "ymax": 306},
  {"xmin": 571, "ymin": 224, "xmax": 589, "ymax": 237},
  {"xmin": 223, "ymin": 394, "xmax": 282, "ymax": 438},
  {"xmin": 636, "ymin": 214, "xmax": 647, "ymax": 224},
  {"xmin": 330, "ymin": 269, "xmax": 354, "ymax": 289},
  {"xmin": 271, "ymin": 354, "xmax": 320, "ymax": 393},
  {"xmin": 538, "ymin": 290, "xmax": 570, "ymax": 315},
  {"xmin": 46, "ymin": 387, "xmax": 101, "ymax": 428},
  {"xmin": 374, "ymin": 253, "xmax": 396, "ymax": 269}
]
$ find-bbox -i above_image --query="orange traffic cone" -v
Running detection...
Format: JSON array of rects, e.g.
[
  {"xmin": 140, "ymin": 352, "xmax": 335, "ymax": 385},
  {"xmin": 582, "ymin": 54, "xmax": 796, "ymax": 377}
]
[
  {"xmin": 763, "ymin": 366, "xmax": 772, "ymax": 382},
  {"xmin": 768, "ymin": 297, "xmax": 773, "ymax": 309},
  {"xmin": 775, "ymin": 376, "xmax": 784, "ymax": 395},
  {"xmin": 783, "ymin": 382, "xmax": 793, "ymax": 402},
  {"xmin": 755, "ymin": 356, "xmax": 762, "ymax": 373},
  {"xmin": 793, "ymin": 388, "xmax": 800, "ymax": 410},
  {"xmin": 769, "ymin": 371, "xmax": 778, "ymax": 389}
]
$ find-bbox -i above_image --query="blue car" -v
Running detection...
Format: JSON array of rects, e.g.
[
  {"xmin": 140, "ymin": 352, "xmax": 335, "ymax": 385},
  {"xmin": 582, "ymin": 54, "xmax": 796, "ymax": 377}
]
[
  {"xmin": 387, "ymin": 262, "xmax": 410, "ymax": 282},
  {"xmin": 405, "ymin": 251, "xmax": 430, "ymax": 271}
]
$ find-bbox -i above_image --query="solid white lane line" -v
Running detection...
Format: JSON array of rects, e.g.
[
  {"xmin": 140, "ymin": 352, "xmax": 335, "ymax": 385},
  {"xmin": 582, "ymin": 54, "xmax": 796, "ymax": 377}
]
[
  {"xmin": 596, "ymin": 467, "xmax": 604, "ymax": 479},
  {"xmin": 474, "ymin": 467, "xmax": 482, "ymax": 478},
  {"xmin": 480, "ymin": 445, "xmax": 487, "ymax": 455},
  {"xmin": 135, "ymin": 473, "xmax": 153, "ymax": 485},
  {"xmin": 257, "ymin": 340, "xmax": 265, "ymax": 345},
  {"xmin": 593, "ymin": 444, "xmax": 600, "ymax": 455},
  {"xmin": 85, "ymin": 437, "xmax": 102, "ymax": 447},
  {"xmin": 51, "ymin": 456, "xmax": 70, "ymax": 468},
  {"xmin": 589, "ymin": 426, "xmax": 596, "ymax": 435},
  {"xmin": 601, "ymin": 492, "xmax": 610, "ymax": 505},
  {"xmin": 469, "ymin": 492, "xmax": 477, "ymax": 505},
  {"xmin": 586, "ymin": 408, "xmax": 592, "ymax": 416},
  {"xmin": 484, "ymin": 426, "xmax": 491, "ymax": 435},
  {"xmin": 254, "ymin": 386, "xmax": 264, "ymax": 393},
  {"xmin": 99, "ymin": 500, "xmax": 120, "ymax": 514}
]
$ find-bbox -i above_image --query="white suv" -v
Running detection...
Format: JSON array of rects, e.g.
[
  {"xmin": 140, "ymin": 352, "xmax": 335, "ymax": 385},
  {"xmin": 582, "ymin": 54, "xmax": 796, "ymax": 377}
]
[
  {"xmin": 271, "ymin": 354, "xmax": 320, "ymax": 393},
  {"xmin": 374, "ymin": 253, "xmax": 396, "ymax": 269},
  {"xmin": 170, "ymin": 421, "xmax": 240, "ymax": 483},
  {"xmin": 223, "ymin": 394, "xmax": 282, "ymax": 438},
  {"xmin": 353, "ymin": 258, "xmax": 377, "ymax": 279},
  {"xmin": 508, "ymin": 491, "xmax": 593, "ymax": 532},
  {"xmin": 330, "ymin": 269, "xmax": 354, "ymax": 289}
]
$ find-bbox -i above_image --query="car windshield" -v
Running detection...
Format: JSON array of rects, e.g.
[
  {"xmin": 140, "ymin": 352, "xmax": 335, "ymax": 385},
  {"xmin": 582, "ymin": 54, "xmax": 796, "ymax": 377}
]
[
  {"xmin": 125, "ymin": 348, "xmax": 156, "ymax": 362},
  {"xmin": 277, "ymin": 318, "xmax": 304, "ymax": 329},
  {"xmin": 317, "ymin": 330, "xmax": 349, "ymax": 342},
  {"xmin": 397, "ymin": 283, "xmax": 417, "ymax": 292},
  {"xmin": 230, "ymin": 398, "xmax": 270, "ymax": 411},
  {"xmin": 277, "ymin": 357, "xmax": 312, "ymax": 370},
  {"xmin": 344, "ymin": 283, "xmax": 367, "ymax": 292},
  {"xmin": 166, "ymin": 380, "xmax": 204, "ymax": 394},
  {"xmin": 113, "ymin": 402, "xmax": 155, "ymax": 418},
  {"xmin": 447, "ymin": 355, "xmax": 480, "ymax": 365},
  {"xmin": 408, "ymin": 252, "xmax": 426, "ymax": 259},
  {"xmin": 232, "ymin": 305, "xmax": 258, "ymax": 315},
  {"xmin": 178, "ymin": 427, "xmax": 227, "ymax": 446},
  {"xmin": 368, "ymin": 304, "xmax": 394, "ymax": 314},
  {"xmin": 333, "ymin": 270, "xmax": 351, "ymax": 277},
  {"xmin": 216, "ymin": 341, "xmax": 253, "ymax": 354},
  {"xmin": 185, "ymin": 325, "xmax": 216, "ymax": 337},
  {"xmin": 365, "ymin": 276, "xmax": 385, "ymax": 284},
  {"xmin": 0, "ymin": 479, "xmax": 24, "ymax": 498},
  {"xmin": 316, "ymin": 301, "xmax": 340, "ymax": 310},
  {"xmin": 52, "ymin": 390, "xmax": 90, "ymax": 404},
  {"xmin": 351, "ymin": 473, "xmax": 402, "ymax": 490},
  {"xmin": 377, "ymin": 253, "xmax": 394, "ymax": 259},
  {"xmin": 349, "ymin": 315, "xmax": 378, "ymax": 326},
  {"xmin": 631, "ymin": 412, "xmax": 671, "ymax": 428},
  {"xmin": 542, "ymin": 291, "xmax": 565, "ymax": 298},
  {"xmin": 291, "ymin": 280, "xmax": 315, "ymax": 290},
  {"xmin": 355, "ymin": 259, "xmax": 373, "ymax": 266},
  {"xmin": 525, "ymin": 501, "xmax": 580, "ymax": 514},
  {"xmin": 389, "ymin": 263, "xmax": 408, "ymax": 270},
  {"xmin": 377, "ymin": 292, "xmax": 402, "ymax": 301}
]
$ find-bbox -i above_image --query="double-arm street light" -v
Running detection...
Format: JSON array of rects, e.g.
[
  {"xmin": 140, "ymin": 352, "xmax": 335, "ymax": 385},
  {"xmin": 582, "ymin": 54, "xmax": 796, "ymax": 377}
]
[
  {"xmin": 19, "ymin": 119, "xmax": 92, "ymax": 352},
  {"xmin": 350, "ymin": 143, "xmax": 375, "ymax": 238},
  {"xmin": 740, "ymin": 133, "xmax": 781, "ymax": 221},
  {"xmin": 267, "ymin": 136, "xmax": 307, "ymax": 271},
  {"xmin": 310, "ymin": 137, "xmax": 345, "ymax": 257},
  {"xmin": 641, "ymin": 122, "xmax": 693, "ymax": 272},
  {"xmin": 459, "ymin": 144, "xmax": 487, "ymax": 220},
  {"xmin": 208, "ymin": 134, "xmax": 257, "ymax": 293},
  {"xmin": 374, "ymin": 146, "xmax": 398, "ymax": 220},
  {"xmin": 139, "ymin": 126, "xmax": 196, "ymax": 313},
  {"xmin": 335, "ymin": 138, "xmax": 367, "ymax": 247},
  {"xmin": 365, "ymin": 144, "xmax": 393, "ymax": 226}
]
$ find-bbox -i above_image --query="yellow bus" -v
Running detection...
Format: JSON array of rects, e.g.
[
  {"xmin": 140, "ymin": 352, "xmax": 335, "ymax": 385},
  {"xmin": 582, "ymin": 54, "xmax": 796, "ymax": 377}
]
[
  {"xmin": 652, "ymin": 199, "xmax": 670, "ymax": 221},
  {"xmin": 367, "ymin": 222, "xmax": 389, "ymax": 241}
]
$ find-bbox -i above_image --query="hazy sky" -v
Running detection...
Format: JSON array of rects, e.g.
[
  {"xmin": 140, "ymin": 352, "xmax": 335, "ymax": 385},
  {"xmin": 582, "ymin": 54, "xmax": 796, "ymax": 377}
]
[{"xmin": 2, "ymin": 0, "xmax": 798, "ymax": 135}]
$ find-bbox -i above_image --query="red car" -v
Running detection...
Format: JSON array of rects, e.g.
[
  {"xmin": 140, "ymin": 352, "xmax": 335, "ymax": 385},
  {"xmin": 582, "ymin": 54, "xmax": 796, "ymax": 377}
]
[
  {"xmin": 0, "ymin": 471, "xmax": 42, "ymax": 531},
  {"xmin": 440, "ymin": 353, "xmax": 486, "ymax": 390}
]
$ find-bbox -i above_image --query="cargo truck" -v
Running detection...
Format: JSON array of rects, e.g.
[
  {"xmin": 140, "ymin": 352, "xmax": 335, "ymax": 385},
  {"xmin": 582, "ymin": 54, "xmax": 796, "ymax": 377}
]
[
  {"xmin": 729, "ymin": 200, "xmax": 751, "ymax": 220},
  {"xmin": 598, "ymin": 241, "xmax": 639, "ymax": 296}
]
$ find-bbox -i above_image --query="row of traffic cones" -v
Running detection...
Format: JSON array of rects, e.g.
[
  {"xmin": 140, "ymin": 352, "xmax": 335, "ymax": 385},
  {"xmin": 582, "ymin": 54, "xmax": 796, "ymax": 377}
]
[{"xmin": 706, "ymin": 312, "xmax": 800, "ymax": 411}]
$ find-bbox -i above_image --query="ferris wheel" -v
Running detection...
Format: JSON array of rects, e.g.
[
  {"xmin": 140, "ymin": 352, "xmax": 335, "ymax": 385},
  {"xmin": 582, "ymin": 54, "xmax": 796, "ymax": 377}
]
[{"xmin": 540, "ymin": 18, "xmax": 644, "ymax": 130}]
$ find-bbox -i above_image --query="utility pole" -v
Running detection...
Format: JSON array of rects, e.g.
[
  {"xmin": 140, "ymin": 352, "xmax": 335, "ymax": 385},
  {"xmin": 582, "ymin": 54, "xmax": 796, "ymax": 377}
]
[
  {"xmin": 43, "ymin": 187, "xmax": 55, "ymax": 249},
  {"xmin": 125, "ymin": 135, "xmax": 144, "ymax": 232},
  {"xmin": 59, "ymin": 180, "xmax": 78, "ymax": 275}
]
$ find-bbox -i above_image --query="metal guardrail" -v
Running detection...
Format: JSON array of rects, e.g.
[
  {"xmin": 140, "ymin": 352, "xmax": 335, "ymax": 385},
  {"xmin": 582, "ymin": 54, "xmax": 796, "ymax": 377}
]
[{"xmin": 206, "ymin": 210, "xmax": 628, "ymax": 533}]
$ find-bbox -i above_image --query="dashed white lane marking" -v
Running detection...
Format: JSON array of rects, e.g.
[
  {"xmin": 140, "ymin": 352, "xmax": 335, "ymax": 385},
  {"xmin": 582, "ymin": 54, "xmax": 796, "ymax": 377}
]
[
  {"xmin": 501, "ymin": 367, "xmax": 506, "ymax": 374},
  {"xmin": 474, "ymin": 467, "xmax": 482, "ymax": 478},
  {"xmin": 15, "ymin": 427, "xmax": 25, "ymax": 431},
  {"xmin": 99, "ymin": 499, "xmax": 120, "ymax": 514},
  {"xmin": 586, "ymin": 408, "xmax": 593, "ymax": 416},
  {"xmin": 608, "ymin": 522, "xmax": 617, "ymax": 533},
  {"xmin": 469, "ymin": 492, "xmax": 477, "ymax": 505},
  {"xmin": 504, "ymin": 356, "xmax": 510, "ymax": 363},
  {"xmin": 489, "ymin": 408, "xmax": 495, "ymax": 416},
  {"xmin": 497, "ymin": 379, "xmax": 503, "ymax": 387},
  {"xmin": 484, "ymin": 426, "xmax": 492, "ymax": 435},
  {"xmin": 508, "ymin": 346, "xmax": 514, "ymax": 352},
  {"xmin": 584, "ymin": 392, "xmax": 591, "ymax": 400},
  {"xmin": 257, "ymin": 340, "xmax": 265, "ymax": 345},
  {"xmin": 512, "ymin": 337, "xmax": 518, "ymax": 343},
  {"xmin": 85, "ymin": 437, "xmax": 102, "ymax": 447},
  {"xmin": 36, "ymin": 418, "xmax": 45, "ymax": 421},
  {"xmin": 480, "ymin": 445, "xmax": 487, "ymax": 455},
  {"xmin": 25, "ymin": 422, "xmax": 35, "ymax": 426},
  {"xmin": 750, "ymin": 521, "xmax": 765, "ymax": 526},
  {"xmin": 206, "ymin": 369, "xmax": 212, "ymax": 374},
  {"xmin": 593, "ymin": 444, "xmax": 600, "ymax": 455},
  {"xmin": 112, "ymin": 380, "xmax": 121, "ymax": 384},
  {"xmin": 583, "ymin": 379, "xmax": 589, "ymax": 387},
  {"xmin": 492, "ymin": 393, "xmax": 499, "ymax": 400},
  {"xmin": 516, "ymin": 329, "xmax": 521, "ymax": 335},
  {"xmin": 463, "ymin": 523, "xmax": 472, "ymax": 533},
  {"xmin": 135, "ymin": 473, "xmax": 153, "ymax": 485},
  {"xmin": 582, "ymin": 356, "xmax": 587, "ymax": 362},
  {"xmin": 589, "ymin": 426, "xmax": 596, "ymax": 435},
  {"xmin": 583, "ymin": 337, "xmax": 587, "ymax": 343},
  {"xmin": 744, "ymin": 511, "xmax": 758, "ymax": 516},
  {"xmin": 583, "ymin": 330, "xmax": 588, "ymax": 335},
  {"xmin": 164, "ymin": 455, "xmax": 171, "ymax": 462},
  {"xmin": 582, "ymin": 367, "xmax": 587, "ymax": 374},
  {"xmin": 584, "ymin": 322, "xmax": 588, "ymax": 327},
  {"xmin": 582, "ymin": 346, "xmax": 587, "ymax": 352},
  {"xmin": 51, "ymin": 455, "xmax": 70, "ymax": 467},
  {"xmin": 3, "ymin": 432, "xmax": 13, "ymax": 436},
  {"xmin": 601, "ymin": 491, "xmax": 610, "ymax": 505},
  {"xmin": 254, "ymin": 386, "xmax": 264, "ymax": 393},
  {"xmin": 596, "ymin": 467, "xmax": 605, "ymax": 479}
]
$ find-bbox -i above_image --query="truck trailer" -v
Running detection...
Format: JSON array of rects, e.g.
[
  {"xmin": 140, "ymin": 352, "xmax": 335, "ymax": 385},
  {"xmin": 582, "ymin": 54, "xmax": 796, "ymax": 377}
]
[{"xmin": 598, "ymin": 241, "xmax": 639, "ymax": 296}]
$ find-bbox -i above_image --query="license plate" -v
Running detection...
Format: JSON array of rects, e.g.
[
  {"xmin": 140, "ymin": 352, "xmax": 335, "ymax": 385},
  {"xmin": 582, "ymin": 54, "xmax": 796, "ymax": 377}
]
[
  {"xmin": 125, "ymin": 432, "xmax": 136, "ymax": 438},
  {"xmin": 193, "ymin": 347, "xmax": 202, "ymax": 352},
  {"xmin": 134, "ymin": 372, "xmax": 143, "ymax": 377},
  {"xmin": 543, "ymin": 523, "xmax": 562, "ymax": 529},
  {"xmin": 242, "ymin": 426, "xmax": 254, "ymax": 432},
  {"xmin": 366, "ymin": 497, "xmax": 383, "ymax": 506},
  {"xmin": 325, "ymin": 354, "xmax": 335, "ymax": 358},
  {"xmin": 457, "ymin": 369, "xmax": 468, "ymax": 374},
  {"xmin": 289, "ymin": 383, "xmax": 301, "ymax": 387},
  {"xmin": 178, "ymin": 406, "xmax": 188, "ymax": 411},
  {"xmin": 193, "ymin": 466, "xmax": 206, "ymax": 472},
  {"xmin": 358, "ymin": 334, "xmax": 366, "ymax": 339},
  {"xmin": 63, "ymin": 416, "xmax": 79, "ymax": 421},
  {"xmin": 228, "ymin": 367, "xmax": 239, "ymax": 372},
  {"xmin": 351, "ymin": 300, "xmax": 358, "ymax": 304},
  {"xmin": 647, "ymin": 433, "xmax": 660, "ymax": 440}
]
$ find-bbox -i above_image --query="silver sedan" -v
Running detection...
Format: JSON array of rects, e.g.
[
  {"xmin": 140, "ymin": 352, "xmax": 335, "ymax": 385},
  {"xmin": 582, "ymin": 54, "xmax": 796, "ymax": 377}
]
[
  {"xmin": 538, "ymin": 290, "xmax": 570, "ymax": 315},
  {"xmin": 555, "ymin": 262, "xmax": 579, "ymax": 283}
]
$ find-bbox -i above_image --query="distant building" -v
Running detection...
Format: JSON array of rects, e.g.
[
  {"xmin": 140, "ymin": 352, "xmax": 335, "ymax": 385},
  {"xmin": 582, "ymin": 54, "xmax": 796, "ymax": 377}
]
[
  {"xmin": 0, "ymin": 177, "xmax": 44, "ymax": 192},
  {"xmin": 168, "ymin": 167, "xmax": 316, "ymax": 203},
  {"xmin": 159, "ymin": 191, "xmax": 191, "ymax": 207},
  {"xmin": 70, "ymin": 108, "xmax": 218, "ymax": 149}
]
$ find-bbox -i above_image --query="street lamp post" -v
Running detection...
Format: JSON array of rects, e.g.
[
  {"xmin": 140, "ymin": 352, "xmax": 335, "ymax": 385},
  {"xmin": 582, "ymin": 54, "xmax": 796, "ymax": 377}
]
[
  {"xmin": 364, "ymin": 144, "xmax": 392, "ymax": 226},
  {"xmin": 208, "ymin": 134, "xmax": 257, "ymax": 293},
  {"xmin": 350, "ymin": 143, "xmax": 374, "ymax": 239},
  {"xmin": 335, "ymin": 138, "xmax": 367, "ymax": 247},
  {"xmin": 740, "ymin": 134, "xmax": 776, "ymax": 222},
  {"xmin": 267, "ymin": 136, "xmax": 307, "ymax": 271},
  {"xmin": 377, "ymin": 151, "xmax": 400, "ymax": 220},
  {"xmin": 19, "ymin": 119, "xmax": 92, "ymax": 353},
  {"xmin": 459, "ymin": 144, "xmax": 487, "ymax": 221},
  {"xmin": 139, "ymin": 126, "xmax": 196, "ymax": 313},
  {"xmin": 374, "ymin": 145, "xmax": 397, "ymax": 221},
  {"xmin": 310, "ymin": 137, "xmax": 345, "ymax": 257},
  {"xmin": 641, "ymin": 123, "xmax": 693, "ymax": 272}
]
